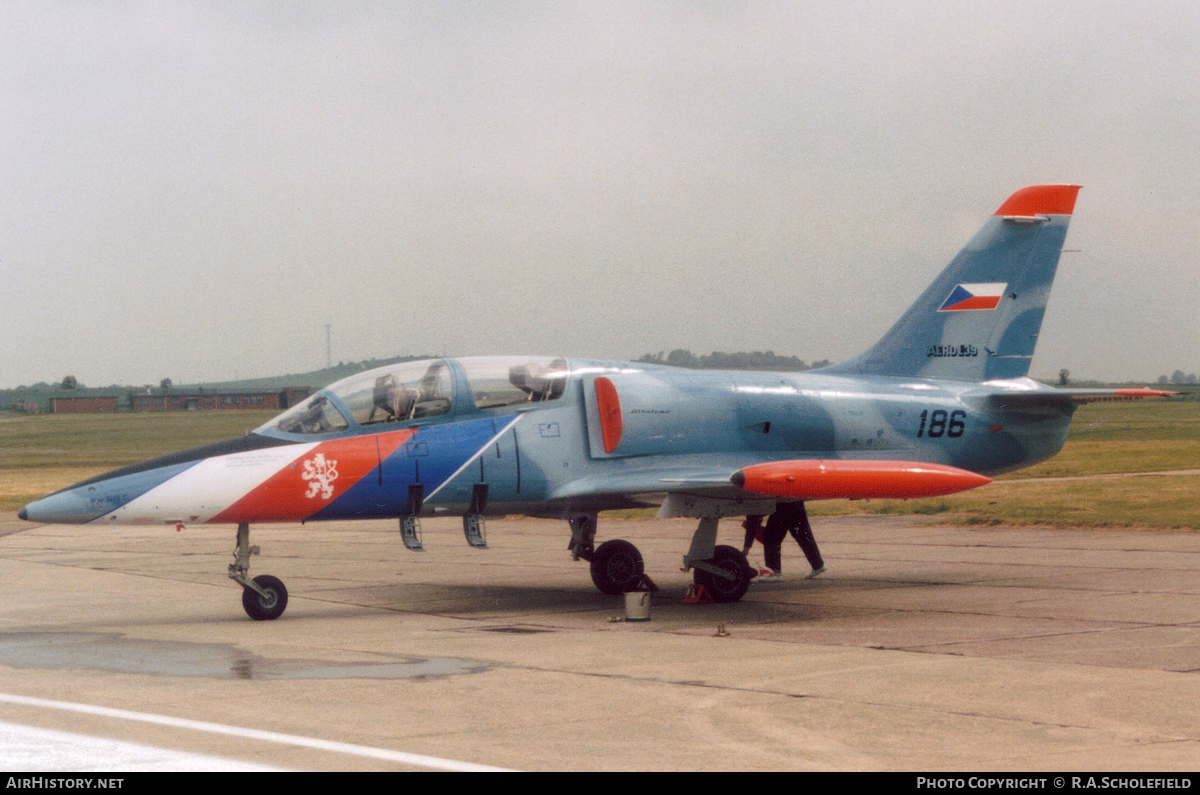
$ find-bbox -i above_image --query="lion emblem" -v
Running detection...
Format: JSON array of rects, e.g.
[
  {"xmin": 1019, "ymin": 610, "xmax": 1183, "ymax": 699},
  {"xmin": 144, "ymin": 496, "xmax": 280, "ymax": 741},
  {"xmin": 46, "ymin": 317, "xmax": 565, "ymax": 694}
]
[{"xmin": 301, "ymin": 453, "xmax": 339, "ymax": 500}]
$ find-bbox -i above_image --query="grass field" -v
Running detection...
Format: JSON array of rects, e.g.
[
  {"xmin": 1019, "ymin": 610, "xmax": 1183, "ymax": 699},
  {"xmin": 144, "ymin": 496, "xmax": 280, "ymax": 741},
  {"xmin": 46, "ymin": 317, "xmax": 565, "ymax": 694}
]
[
  {"xmin": 0, "ymin": 410, "xmax": 276, "ymax": 512},
  {"xmin": 2, "ymin": 400, "xmax": 1198, "ymax": 528}
]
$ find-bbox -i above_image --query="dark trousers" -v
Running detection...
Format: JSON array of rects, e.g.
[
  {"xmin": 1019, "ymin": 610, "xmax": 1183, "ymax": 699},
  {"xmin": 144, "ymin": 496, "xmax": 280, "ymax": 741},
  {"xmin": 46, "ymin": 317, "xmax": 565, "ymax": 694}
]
[{"xmin": 761, "ymin": 502, "xmax": 823, "ymax": 573}]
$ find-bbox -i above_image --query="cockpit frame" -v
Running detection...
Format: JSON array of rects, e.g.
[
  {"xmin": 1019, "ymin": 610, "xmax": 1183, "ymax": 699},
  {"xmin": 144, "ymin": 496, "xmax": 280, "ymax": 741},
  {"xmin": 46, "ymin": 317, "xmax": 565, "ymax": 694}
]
[{"xmin": 256, "ymin": 356, "xmax": 571, "ymax": 440}]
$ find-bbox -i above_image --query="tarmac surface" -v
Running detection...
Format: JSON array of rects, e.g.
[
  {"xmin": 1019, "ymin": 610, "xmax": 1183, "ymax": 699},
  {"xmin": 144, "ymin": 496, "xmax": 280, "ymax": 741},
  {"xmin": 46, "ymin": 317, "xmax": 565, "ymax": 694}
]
[{"xmin": 0, "ymin": 511, "xmax": 1198, "ymax": 771}]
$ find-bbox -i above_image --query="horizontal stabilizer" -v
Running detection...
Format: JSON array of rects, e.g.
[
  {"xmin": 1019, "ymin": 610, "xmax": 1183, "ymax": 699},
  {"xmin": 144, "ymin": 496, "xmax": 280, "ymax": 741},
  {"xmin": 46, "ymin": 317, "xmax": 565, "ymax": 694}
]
[
  {"xmin": 731, "ymin": 459, "xmax": 991, "ymax": 501},
  {"xmin": 1058, "ymin": 388, "xmax": 1177, "ymax": 405},
  {"xmin": 984, "ymin": 386, "xmax": 1178, "ymax": 411}
]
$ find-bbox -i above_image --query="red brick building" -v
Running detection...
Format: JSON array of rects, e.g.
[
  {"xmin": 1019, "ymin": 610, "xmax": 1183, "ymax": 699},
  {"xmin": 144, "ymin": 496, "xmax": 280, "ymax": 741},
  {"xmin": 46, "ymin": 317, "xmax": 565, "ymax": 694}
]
[
  {"xmin": 128, "ymin": 387, "xmax": 309, "ymax": 412},
  {"xmin": 49, "ymin": 397, "xmax": 119, "ymax": 413}
]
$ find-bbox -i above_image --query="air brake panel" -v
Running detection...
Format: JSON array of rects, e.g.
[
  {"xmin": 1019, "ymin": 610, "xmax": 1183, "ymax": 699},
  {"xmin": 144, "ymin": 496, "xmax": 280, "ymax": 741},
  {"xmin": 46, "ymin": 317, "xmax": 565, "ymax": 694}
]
[{"xmin": 581, "ymin": 370, "xmax": 740, "ymax": 459}]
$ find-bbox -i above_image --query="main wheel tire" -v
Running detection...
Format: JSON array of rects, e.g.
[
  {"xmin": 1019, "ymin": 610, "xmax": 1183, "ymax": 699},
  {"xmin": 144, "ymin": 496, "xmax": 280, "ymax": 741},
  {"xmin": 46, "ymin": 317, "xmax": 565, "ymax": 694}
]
[
  {"xmin": 242, "ymin": 574, "xmax": 289, "ymax": 621},
  {"xmin": 694, "ymin": 545, "xmax": 752, "ymax": 603},
  {"xmin": 590, "ymin": 540, "xmax": 645, "ymax": 595}
]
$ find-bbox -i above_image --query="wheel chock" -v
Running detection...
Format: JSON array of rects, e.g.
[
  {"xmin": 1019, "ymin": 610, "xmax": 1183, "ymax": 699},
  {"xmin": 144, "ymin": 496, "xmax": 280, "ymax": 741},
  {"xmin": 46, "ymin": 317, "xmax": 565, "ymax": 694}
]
[{"xmin": 683, "ymin": 584, "xmax": 714, "ymax": 604}]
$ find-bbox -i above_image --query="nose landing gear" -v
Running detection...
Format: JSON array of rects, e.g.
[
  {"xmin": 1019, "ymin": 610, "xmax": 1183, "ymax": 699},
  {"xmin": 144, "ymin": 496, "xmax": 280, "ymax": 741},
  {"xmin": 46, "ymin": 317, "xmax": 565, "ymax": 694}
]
[
  {"xmin": 241, "ymin": 574, "xmax": 288, "ymax": 621},
  {"xmin": 229, "ymin": 523, "xmax": 288, "ymax": 621}
]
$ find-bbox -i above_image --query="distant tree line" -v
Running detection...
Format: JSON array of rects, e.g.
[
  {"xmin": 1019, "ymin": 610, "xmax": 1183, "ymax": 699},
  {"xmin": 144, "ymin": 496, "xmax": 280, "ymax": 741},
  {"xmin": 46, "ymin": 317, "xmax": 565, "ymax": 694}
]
[
  {"xmin": 1158, "ymin": 370, "xmax": 1199, "ymax": 385},
  {"xmin": 636, "ymin": 349, "xmax": 831, "ymax": 371}
]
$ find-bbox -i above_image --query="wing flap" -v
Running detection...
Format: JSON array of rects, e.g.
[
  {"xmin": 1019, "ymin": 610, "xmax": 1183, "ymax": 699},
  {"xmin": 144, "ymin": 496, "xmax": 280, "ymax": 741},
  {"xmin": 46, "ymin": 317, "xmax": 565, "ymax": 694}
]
[{"xmin": 548, "ymin": 467, "xmax": 739, "ymax": 502}]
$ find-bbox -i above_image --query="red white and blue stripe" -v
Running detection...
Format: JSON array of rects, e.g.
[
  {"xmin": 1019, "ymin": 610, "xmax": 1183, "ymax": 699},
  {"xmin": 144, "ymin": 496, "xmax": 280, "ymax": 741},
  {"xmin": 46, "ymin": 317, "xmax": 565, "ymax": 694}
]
[{"xmin": 27, "ymin": 415, "xmax": 523, "ymax": 526}]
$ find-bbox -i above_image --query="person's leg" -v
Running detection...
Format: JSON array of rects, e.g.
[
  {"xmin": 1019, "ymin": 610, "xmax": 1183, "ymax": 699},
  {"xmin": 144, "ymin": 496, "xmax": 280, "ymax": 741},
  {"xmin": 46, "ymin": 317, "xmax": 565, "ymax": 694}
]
[
  {"xmin": 742, "ymin": 515, "xmax": 763, "ymax": 556},
  {"xmin": 786, "ymin": 502, "xmax": 825, "ymax": 577},
  {"xmin": 762, "ymin": 511, "xmax": 788, "ymax": 573}
]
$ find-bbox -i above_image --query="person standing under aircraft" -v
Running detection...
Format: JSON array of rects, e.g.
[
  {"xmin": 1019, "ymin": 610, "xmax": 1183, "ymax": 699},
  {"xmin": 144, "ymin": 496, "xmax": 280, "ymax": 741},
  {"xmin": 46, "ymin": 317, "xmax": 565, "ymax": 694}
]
[
  {"xmin": 742, "ymin": 503, "xmax": 826, "ymax": 579},
  {"xmin": 742, "ymin": 514, "xmax": 765, "ymax": 557}
]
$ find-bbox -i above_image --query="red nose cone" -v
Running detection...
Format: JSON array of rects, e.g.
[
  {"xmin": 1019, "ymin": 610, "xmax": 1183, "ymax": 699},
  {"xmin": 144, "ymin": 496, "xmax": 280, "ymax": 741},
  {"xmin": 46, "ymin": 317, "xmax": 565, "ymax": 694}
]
[{"xmin": 732, "ymin": 460, "xmax": 991, "ymax": 501}]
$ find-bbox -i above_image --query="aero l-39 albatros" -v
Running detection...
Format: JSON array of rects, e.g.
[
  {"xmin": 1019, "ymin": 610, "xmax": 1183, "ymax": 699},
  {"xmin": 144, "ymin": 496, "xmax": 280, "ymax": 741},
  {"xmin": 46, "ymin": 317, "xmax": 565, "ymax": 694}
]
[{"xmin": 20, "ymin": 185, "xmax": 1170, "ymax": 619}]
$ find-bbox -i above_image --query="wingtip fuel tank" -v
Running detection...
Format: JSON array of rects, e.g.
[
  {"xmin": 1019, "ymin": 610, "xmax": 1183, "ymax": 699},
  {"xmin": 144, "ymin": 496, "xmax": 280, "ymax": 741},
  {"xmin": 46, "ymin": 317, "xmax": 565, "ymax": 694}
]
[{"xmin": 731, "ymin": 460, "xmax": 992, "ymax": 501}]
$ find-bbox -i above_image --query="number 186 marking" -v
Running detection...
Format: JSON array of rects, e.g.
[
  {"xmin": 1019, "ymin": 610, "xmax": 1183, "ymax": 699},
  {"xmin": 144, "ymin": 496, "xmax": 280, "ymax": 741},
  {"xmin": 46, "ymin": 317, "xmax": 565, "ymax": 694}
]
[{"xmin": 917, "ymin": 409, "xmax": 965, "ymax": 438}]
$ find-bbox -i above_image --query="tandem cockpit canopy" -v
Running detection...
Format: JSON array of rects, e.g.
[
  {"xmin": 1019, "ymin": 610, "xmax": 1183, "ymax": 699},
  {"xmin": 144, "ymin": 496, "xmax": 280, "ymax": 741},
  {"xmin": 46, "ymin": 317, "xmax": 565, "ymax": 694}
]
[{"xmin": 257, "ymin": 356, "xmax": 569, "ymax": 436}]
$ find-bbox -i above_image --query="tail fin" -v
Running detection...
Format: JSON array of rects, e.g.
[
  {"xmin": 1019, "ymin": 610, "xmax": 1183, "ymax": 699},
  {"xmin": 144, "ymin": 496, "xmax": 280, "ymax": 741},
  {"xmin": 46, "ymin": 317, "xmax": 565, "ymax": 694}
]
[{"xmin": 823, "ymin": 184, "xmax": 1081, "ymax": 381}]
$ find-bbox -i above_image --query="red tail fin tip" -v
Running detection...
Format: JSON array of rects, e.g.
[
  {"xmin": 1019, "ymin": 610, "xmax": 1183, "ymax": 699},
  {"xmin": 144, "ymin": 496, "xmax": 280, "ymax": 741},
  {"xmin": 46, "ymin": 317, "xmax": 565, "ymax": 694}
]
[{"xmin": 994, "ymin": 184, "xmax": 1082, "ymax": 217}]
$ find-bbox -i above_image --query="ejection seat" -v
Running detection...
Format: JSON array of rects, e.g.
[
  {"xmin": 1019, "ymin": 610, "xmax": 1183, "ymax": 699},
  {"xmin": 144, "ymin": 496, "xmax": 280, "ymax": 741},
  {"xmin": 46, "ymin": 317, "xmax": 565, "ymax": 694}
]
[
  {"xmin": 370, "ymin": 374, "xmax": 416, "ymax": 422},
  {"xmin": 509, "ymin": 359, "xmax": 567, "ymax": 402}
]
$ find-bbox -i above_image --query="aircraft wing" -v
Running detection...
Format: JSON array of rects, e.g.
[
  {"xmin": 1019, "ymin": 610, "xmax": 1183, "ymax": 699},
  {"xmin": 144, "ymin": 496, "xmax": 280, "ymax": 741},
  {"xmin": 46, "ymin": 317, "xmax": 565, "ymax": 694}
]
[
  {"xmin": 549, "ymin": 465, "xmax": 741, "ymax": 502},
  {"xmin": 550, "ymin": 458, "xmax": 992, "ymax": 505}
]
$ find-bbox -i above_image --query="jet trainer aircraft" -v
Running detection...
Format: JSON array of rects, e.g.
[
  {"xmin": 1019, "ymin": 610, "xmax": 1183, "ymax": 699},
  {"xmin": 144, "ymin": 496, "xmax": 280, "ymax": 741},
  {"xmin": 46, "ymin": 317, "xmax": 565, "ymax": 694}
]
[{"xmin": 20, "ymin": 184, "xmax": 1171, "ymax": 619}]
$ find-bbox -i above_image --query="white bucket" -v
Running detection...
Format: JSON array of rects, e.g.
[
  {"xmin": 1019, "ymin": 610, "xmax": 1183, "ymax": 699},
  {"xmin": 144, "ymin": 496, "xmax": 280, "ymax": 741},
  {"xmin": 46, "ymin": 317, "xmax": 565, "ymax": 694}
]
[{"xmin": 624, "ymin": 591, "xmax": 651, "ymax": 622}]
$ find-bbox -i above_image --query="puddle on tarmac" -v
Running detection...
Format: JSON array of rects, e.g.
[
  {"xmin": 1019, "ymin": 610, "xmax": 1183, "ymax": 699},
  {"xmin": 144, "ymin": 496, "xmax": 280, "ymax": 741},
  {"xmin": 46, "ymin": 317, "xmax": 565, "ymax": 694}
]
[{"xmin": 0, "ymin": 633, "xmax": 490, "ymax": 681}]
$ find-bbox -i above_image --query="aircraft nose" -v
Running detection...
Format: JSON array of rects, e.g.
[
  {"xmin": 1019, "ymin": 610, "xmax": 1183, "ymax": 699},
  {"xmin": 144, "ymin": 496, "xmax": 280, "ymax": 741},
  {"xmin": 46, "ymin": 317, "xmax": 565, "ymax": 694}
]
[
  {"xmin": 18, "ymin": 483, "xmax": 122, "ymax": 525},
  {"xmin": 19, "ymin": 491, "xmax": 88, "ymax": 524},
  {"xmin": 19, "ymin": 457, "xmax": 198, "ymax": 525}
]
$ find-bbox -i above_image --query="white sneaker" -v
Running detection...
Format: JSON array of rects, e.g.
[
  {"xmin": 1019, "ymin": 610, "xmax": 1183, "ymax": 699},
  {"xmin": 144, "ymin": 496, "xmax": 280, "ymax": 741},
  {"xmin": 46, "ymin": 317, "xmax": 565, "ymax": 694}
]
[{"xmin": 804, "ymin": 566, "xmax": 826, "ymax": 580}]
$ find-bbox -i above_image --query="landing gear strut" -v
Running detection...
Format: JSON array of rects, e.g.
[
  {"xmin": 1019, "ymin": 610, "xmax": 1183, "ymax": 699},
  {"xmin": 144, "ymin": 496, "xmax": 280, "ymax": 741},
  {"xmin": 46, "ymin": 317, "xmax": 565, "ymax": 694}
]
[
  {"xmin": 567, "ymin": 512, "xmax": 597, "ymax": 562},
  {"xmin": 229, "ymin": 523, "xmax": 288, "ymax": 621},
  {"xmin": 660, "ymin": 494, "xmax": 774, "ymax": 604},
  {"xmin": 681, "ymin": 516, "xmax": 753, "ymax": 603},
  {"xmin": 568, "ymin": 500, "xmax": 763, "ymax": 601}
]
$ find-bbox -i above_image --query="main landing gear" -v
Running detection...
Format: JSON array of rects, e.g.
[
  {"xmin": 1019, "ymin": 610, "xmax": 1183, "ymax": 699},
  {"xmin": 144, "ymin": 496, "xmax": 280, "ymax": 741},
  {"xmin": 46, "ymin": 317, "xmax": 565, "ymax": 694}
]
[
  {"xmin": 229, "ymin": 523, "xmax": 289, "ymax": 621},
  {"xmin": 682, "ymin": 518, "xmax": 754, "ymax": 603},
  {"xmin": 566, "ymin": 510, "xmax": 756, "ymax": 603},
  {"xmin": 568, "ymin": 513, "xmax": 646, "ymax": 594}
]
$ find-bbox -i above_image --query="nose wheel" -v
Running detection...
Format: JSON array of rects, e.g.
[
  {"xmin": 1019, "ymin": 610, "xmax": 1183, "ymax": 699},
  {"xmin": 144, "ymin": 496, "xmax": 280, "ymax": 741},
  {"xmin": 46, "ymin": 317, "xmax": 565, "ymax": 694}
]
[
  {"xmin": 241, "ymin": 574, "xmax": 289, "ymax": 621},
  {"xmin": 229, "ymin": 523, "xmax": 289, "ymax": 621}
]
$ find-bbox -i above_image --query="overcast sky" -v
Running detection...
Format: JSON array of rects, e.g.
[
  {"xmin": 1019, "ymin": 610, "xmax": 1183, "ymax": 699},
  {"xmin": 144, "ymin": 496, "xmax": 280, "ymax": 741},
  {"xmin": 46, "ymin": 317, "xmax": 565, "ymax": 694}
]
[{"xmin": 3, "ymin": 1, "xmax": 1197, "ymax": 387}]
